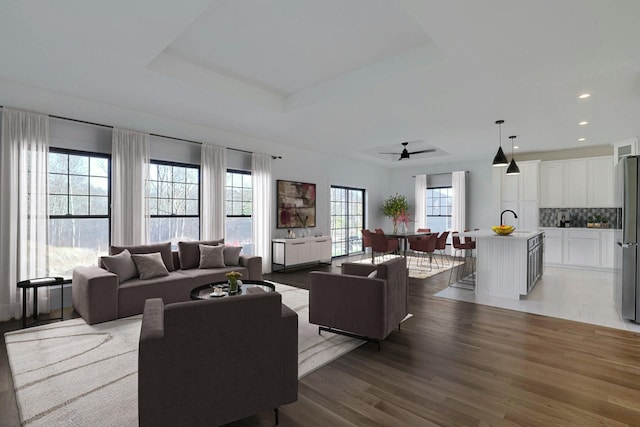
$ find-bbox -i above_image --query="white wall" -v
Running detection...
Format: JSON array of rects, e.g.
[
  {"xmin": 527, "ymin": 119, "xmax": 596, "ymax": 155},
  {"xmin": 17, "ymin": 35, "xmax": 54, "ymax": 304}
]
[
  {"xmin": 388, "ymin": 157, "xmax": 496, "ymax": 230},
  {"xmin": 269, "ymin": 145, "xmax": 390, "ymax": 239}
]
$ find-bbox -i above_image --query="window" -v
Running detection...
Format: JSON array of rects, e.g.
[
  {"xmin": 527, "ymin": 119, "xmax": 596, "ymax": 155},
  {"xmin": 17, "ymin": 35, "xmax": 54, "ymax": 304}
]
[
  {"xmin": 225, "ymin": 170, "xmax": 253, "ymax": 254},
  {"xmin": 330, "ymin": 186, "xmax": 365, "ymax": 257},
  {"xmin": 426, "ymin": 187, "xmax": 453, "ymax": 233},
  {"xmin": 48, "ymin": 149, "xmax": 110, "ymax": 279},
  {"xmin": 148, "ymin": 161, "xmax": 200, "ymax": 246}
]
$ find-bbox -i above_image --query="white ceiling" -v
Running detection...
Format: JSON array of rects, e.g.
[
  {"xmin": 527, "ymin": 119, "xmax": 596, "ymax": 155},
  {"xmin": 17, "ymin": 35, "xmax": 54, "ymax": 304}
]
[{"xmin": 1, "ymin": 0, "xmax": 640, "ymax": 168}]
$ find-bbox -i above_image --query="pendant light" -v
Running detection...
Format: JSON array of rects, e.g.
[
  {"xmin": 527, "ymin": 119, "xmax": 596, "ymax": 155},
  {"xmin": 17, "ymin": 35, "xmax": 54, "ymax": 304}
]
[
  {"xmin": 506, "ymin": 135, "xmax": 520, "ymax": 175},
  {"xmin": 492, "ymin": 120, "xmax": 508, "ymax": 167}
]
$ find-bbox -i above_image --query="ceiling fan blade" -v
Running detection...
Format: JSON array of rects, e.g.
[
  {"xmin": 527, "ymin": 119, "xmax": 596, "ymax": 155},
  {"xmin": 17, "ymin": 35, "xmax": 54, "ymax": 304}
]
[
  {"xmin": 408, "ymin": 149, "xmax": 436, "ymax": 155},
  {"xmin": 379, "ymin": 152, "xmax": 402, "ymax": 155}
]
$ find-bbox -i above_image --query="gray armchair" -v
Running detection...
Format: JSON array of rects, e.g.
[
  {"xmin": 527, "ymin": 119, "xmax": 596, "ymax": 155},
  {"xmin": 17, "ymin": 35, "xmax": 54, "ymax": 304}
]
[
  {"xmin": 138, "ymin": 290, "xmax": 298, "ymax": 427},
  {"xmin": 308, "ymin": 256, "xmax": 408, "ymax": 347}
]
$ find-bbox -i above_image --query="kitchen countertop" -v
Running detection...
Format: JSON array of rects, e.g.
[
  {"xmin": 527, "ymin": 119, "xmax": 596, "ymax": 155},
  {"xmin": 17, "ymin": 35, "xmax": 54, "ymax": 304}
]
[
  {"xmin": 460, "ymin": 229, "xmax": 543, "ymax": 239},
  {"xmin": 539, "ymin": 226, "xmax": 617, "ymax": 231}
]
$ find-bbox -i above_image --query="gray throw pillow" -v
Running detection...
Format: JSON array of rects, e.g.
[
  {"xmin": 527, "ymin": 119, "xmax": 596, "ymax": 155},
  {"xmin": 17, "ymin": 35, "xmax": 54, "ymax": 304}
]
[
  {"xmin": 131, "ymin": 252, "xmax": 170, "ymax": 279},
  {"xmin": 178, "ymin": 239, "xmax": 225, "ymax": 269},
  {"xmin": 223, "ymin": 246, "xmax": 243, "ymax": 266},
  {"xmin": 199, "ymin": 244, "xmax": 226, "ymax": 269},
  {"xmin": 101, "ymin": 249, "xmax": 138, "ymax": 282}
]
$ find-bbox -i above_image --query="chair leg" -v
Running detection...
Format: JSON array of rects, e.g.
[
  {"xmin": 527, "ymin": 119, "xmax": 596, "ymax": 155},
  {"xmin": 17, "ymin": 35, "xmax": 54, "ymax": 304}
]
[{"xmin": 274, "ymin": 408, "xmax": 279, "ymax": 425}]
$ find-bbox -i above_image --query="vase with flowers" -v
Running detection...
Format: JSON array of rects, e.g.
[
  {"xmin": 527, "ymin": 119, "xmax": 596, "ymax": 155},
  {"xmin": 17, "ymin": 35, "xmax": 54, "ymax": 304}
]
[
  {"xmin": 225, "ymin": 271, "xmax": 243, "ymax": 294},
  {"xmin": 397, "ymin": 211, "xmax": 413, "ymax": 233},
  {"xmin": 381, "ymin": 193, "xmax": 411, "ymax": 234}
]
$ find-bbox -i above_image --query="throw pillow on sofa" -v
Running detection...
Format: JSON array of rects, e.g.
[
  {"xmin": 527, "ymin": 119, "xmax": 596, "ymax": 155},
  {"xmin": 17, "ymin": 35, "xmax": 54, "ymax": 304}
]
[
  {"xmin": 132, "ymin": 252, "xmax": 170, "ymax": 279},
  {"xmin": 223, "ymin": 246, "xmax": 243, "ymax": 266},
  {"xmin": 111, "ymin": 242, "xmax": 175, "ymax": 272},
  {"xmin": 178, "ymin": 239, "xmax": 225, "ymax": 269},
  {"xmin": 101, "ymin": 249, "xmax": 138, "ymax": 282},
  {"xmin": 199, "ymin": 244, "xmax": 226, "ymax": 269}
]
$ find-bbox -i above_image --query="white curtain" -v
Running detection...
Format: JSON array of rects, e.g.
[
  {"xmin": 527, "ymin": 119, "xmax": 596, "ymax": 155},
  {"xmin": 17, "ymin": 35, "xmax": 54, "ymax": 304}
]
[
  {"xmin": 252, "ymin": 154, "xmax": 272, "ymax": 273},
  {"xmin": 452, "ymin": 171, "xmax": 466, "ymax": 233},
  {"xmin": 0, "ymin": 108, "xmax": 50, "ymax": 321},
  {"xmin": 414, "ymin": 174, "xmax": 427, "ymax": 231},
  {"xmin": 201, "ymin": 144, "xmax": 227, "ymax": 240},
  {"xmin": 111, "ymin": 128, "xmax": 150, "ymax": 246}
]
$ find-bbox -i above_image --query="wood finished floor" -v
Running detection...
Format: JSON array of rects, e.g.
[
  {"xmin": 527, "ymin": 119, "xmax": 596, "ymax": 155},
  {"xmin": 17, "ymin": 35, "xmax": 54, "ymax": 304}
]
[{"xmin": 2, "ymin": 263, "xmax": 640, "ymax": 426}]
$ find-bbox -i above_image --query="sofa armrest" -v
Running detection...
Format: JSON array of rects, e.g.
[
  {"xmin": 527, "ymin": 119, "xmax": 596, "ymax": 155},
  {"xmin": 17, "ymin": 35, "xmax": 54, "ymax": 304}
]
[
  {"xmin": 140, "ymin": 298, "xmax": 165, "ymax": 343},
  {"xmin": 139, "ymin": 298, "xmax": 166, "ymax": 426},
  {"xmin": 239, "ymin": 255, "xmax": 263, "ymax": 280},
  {"xmin": 308, "ymin": 271, "xmax": 387, "ymax": 340},
  {"xmin": 72, "ymin": 266, "xmax": 119, "ymax": 325},
  {"xmin": 341, "ymin": 262, "xmax": 377, "ymax": 277},
  {"xmin": 280, "ymin": 303, "xmax": 298, "ymax": 403}
]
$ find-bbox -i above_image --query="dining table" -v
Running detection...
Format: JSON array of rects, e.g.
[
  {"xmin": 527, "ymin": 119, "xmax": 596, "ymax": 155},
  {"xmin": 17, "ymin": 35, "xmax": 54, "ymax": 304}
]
[{"xmin": 378, "ymin": 231, "xmax": 432, "ymax": 260}]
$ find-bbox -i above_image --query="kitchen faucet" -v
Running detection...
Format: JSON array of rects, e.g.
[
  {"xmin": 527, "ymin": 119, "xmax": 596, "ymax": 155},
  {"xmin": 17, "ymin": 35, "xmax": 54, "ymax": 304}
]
[{"xmin": 500, "ymin": 209, "xmax": 518, "ymax": 225}]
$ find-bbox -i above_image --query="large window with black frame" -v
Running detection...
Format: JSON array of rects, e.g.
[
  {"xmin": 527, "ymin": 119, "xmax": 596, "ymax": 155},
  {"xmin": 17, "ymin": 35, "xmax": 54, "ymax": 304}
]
[
  {"xmin": 426, "ymin": 186, "xmax": 453, "ymax": 236},
  {"xmin": 147, "ymin": 160, "xmax": 200, "ymax": 247},
  {"xmin": 330, "ymin": 186, "xmax": 365, "ymax": 257},
  {"xmin": 48, "ymin": 149, "xmax": 111, "ymax": 279},
  {"xmin": 225, "ymin": 169, "xmax": 253, "ymax": 254}
]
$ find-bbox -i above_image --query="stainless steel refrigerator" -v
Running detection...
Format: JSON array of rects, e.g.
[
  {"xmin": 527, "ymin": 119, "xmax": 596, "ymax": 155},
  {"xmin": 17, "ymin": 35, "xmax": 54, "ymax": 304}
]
[{"xmin": 615, "ymin": 155, "xmax": 640, "ymax": 322}]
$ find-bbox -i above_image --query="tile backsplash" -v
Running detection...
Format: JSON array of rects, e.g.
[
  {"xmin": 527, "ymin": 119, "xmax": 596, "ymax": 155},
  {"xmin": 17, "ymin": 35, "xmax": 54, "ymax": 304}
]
[{"xmin": 539, "ymin": 208, "xmax": 619, "ymax": 228}]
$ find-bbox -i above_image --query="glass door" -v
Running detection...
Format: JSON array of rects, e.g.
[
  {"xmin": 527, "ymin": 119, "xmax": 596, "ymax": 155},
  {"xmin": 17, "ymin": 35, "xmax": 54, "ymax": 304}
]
[{"xmin": 330, "ymin": 186, "xmax": 365, "ymax": 257}]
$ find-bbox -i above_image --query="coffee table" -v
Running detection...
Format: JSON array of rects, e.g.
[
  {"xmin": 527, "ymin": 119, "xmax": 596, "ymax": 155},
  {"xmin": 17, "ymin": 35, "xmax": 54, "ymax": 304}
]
[{"xmin": 190, "ymin": 279, "xmax": 276, "ymax": 300}]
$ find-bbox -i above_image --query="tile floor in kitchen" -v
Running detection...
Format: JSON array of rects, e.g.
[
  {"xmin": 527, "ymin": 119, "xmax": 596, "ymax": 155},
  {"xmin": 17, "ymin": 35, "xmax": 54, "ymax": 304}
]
[{"xmin": 436, "ymin": 265, "xmax": 640, "ymax": 333}]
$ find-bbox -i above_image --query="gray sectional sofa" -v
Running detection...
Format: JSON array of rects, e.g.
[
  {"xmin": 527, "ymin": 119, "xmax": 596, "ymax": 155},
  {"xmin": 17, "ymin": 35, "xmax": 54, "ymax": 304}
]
[{"xmin": 72, "ymin": 240, "xmax": 262, "ymax": 324}]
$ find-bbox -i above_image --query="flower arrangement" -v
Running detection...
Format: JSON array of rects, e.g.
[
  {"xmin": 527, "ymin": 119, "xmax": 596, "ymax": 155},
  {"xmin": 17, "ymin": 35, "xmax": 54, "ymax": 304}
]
[
  {"xmin": 225, "ymin": 271, "xmax": 243, "ymax": 293},
  {"xmin": 381, "ymin": 194, "xmax": 411, "ymax": 233},
  {"xmin": 397, "ymin": 211, "xmax": 413, "ymax": 225},
  {"xmin": 225, "ymin": 271, "xmax": 243, "ymax": 281}
]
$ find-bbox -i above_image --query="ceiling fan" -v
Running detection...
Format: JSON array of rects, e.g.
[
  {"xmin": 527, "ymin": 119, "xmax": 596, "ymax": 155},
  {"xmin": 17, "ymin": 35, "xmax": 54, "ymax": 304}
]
[{"xmin": 380, "ymin": 142, "xmax": 436, "ymax": 161}]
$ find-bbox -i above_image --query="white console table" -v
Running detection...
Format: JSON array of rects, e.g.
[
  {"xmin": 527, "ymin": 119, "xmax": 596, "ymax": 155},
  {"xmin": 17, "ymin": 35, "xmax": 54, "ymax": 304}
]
[{"xmin": 272, "ymin": 236, "xmax": 332, "ymax": 272}]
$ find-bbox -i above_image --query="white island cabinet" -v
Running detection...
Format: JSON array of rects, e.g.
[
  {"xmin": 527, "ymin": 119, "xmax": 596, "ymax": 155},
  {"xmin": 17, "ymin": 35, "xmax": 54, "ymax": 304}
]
[
  {"xmin": 272, "ymin": 236, "xmax": 332, "ymax": 272},
  {"xmin": 461, "ymin": 230, "xmax": 544, "ymax": 299}
]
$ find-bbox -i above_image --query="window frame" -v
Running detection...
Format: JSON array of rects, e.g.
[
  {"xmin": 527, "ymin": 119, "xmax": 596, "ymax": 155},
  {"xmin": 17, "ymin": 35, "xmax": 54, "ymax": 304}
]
[
  {"xmin": 225, "ymin": 169, "xmax": 252, "ymax": 219},
  {"xmin": 147, "ymin": 159, "xmax": 201, "ymax": 221},
  {"xmin": 47, "ymin": 147, "xmax": 112, "ymax": 280},
  {"xmin": 426, "ymin": 185, "xmax": 453, "ymax": 232},
  {"xmin": 48, "ymin": 147, "xmax": 111, "ymax": 223},
  {"xmin": 330, "ymin": 185, "xmax": 366, "ymax": 258}
]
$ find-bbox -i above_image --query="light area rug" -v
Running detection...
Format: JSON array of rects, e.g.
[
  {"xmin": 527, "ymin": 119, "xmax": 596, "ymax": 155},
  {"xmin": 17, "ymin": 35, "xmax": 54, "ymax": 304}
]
[
  {"xmin": 349, "ymin": 254, "xmax": 464, "ymax": 279},
  {"xmin": 4, "ymin": 283, "xmax": 364, "ymax": 426}
]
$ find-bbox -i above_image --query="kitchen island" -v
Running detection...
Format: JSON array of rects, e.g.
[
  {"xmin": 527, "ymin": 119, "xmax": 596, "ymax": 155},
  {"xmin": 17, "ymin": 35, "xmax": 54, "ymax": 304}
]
[{"xmin": 460, "ymin": 230, "xmax": 544, "ymax": 299}]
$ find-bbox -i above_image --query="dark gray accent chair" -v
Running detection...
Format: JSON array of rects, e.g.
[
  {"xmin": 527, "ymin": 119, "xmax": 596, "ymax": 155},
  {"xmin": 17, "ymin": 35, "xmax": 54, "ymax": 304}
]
[
  {"xmin": 138, "ymin": 290, "xmax": 298, "ymax": 427},
  {"xmin": 308, "ymin": 256, "xmax": 408, "ymax": 347}
]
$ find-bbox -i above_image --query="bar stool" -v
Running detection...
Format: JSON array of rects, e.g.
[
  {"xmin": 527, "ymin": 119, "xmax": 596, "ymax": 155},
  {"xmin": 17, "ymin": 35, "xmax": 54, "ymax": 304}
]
[{"xmin": 448, "ymin": 233, "xmax": 476, "ymax": 286}]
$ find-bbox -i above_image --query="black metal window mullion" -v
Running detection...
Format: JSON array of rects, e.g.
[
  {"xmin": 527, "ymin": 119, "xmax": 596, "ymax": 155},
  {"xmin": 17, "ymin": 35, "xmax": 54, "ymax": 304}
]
[{"xmin": 330, "ymin": 185, "xmax": 365, "ymax": 258}]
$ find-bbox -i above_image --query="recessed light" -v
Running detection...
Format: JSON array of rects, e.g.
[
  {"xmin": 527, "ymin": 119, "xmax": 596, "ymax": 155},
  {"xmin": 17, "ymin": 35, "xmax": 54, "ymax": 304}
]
[
  {"xmin": 579, "ymin": 121, "xmax": 588, "ymax": 125},
  {"xmin": 513, "ymin": 146, "xmax": 519, "ymax": 150},
  {"xmin": 578, "ymin": 138, "xmax": 586, "ymax": 142},
  {"xmin": 578, "ymin": 93, "xmax": 591, "ymax": 99}
]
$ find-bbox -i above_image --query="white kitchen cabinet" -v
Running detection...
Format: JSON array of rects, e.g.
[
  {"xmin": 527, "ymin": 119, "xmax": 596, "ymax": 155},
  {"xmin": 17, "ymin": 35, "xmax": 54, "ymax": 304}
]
[
  {"xmin": 272, "ymin": 236, "xmax": 332, "ymax": 271},
  {"xmin": 499, "ymin": 161, "xmax": 539, "ymax": 229},
  {"xmin": 543, "ymin": 228, "xmax": 563, "ymax": 264},
  {"xmin": 540, "ymin": 227, "xmax": 614, "ymax": 270},
  {"xmin": 563, "ymin": 229, "xmax": 600, "ymax": 267},
  {"xmin": 519, "ymin": 161, "xmax": 539, "ymax": 201},
  {"xmin": 501, "ymin": 173, "xmax": 519, "ymax": 202},
  {"xmin": 587, "ymin": 157, "xmax": 614, "ymax": 207},
  {"xmin": 540, "ymin": 162, "xmax": 564, "ymax": 207},
  {"xmin": 564, "ymin": 160, "xmax": 588, "ymax": 207},
  {"xmin": 539, "ymin": 157, "xmax": 613, "ymax": 208},
  {"xmin": 600, "ymin": 230, "xmax": 615, "ymax": 269}
]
